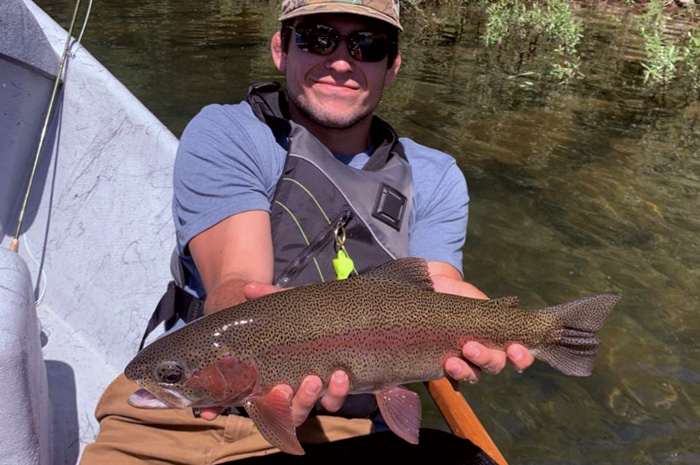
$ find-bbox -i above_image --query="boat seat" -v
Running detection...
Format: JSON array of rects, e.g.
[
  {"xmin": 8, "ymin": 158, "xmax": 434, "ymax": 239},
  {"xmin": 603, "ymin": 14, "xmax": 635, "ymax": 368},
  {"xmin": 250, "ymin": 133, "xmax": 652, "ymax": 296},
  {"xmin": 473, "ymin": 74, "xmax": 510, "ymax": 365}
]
[{"xmin": 0, "ymin": 248, "xmax": 51, "ymax": 465}]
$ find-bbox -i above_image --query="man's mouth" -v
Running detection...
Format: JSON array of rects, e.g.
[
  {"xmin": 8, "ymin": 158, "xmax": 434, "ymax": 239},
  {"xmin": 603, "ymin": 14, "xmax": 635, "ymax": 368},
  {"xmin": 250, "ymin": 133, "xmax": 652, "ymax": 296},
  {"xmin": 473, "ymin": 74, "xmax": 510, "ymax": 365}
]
[{"xmin": 313, "ymin": 77, "xmax": 360, "ymax": 91}]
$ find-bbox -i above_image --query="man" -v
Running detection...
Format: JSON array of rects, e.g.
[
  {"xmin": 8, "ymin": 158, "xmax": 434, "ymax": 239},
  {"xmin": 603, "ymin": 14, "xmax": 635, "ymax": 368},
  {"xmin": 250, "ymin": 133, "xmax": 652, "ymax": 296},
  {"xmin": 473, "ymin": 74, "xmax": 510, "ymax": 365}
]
[{"xmin": 81, "ymin": 1, "xmax": 533, "ymax": 463}]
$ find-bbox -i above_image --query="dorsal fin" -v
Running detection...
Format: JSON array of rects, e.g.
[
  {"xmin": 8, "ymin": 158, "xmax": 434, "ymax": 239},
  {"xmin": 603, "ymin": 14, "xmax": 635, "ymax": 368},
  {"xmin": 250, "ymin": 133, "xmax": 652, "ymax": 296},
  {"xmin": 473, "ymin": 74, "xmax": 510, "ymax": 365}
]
[{"xmin": 361, "ymin": 258, "xmax": 434, "ymax": 291}]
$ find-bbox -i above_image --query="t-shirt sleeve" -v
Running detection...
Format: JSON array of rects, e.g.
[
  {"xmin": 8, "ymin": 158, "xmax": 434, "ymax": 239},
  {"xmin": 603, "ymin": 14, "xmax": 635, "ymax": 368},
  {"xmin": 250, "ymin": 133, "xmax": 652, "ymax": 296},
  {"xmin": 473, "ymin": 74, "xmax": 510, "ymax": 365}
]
[
  {"xmin": 172, "ymin": 104, "xmax": 280, "ymax": 255},
  {"xmin": 409, "ymin": 159, "xmax": 469, "ymax": 277}
]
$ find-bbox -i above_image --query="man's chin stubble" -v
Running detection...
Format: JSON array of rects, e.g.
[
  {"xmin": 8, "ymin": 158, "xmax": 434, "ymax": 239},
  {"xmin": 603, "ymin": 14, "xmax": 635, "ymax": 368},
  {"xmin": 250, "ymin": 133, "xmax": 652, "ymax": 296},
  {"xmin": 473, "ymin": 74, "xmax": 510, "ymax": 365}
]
[{"xmin": 289, "ymin": 95, "xmax": 375, "ymax": 130}]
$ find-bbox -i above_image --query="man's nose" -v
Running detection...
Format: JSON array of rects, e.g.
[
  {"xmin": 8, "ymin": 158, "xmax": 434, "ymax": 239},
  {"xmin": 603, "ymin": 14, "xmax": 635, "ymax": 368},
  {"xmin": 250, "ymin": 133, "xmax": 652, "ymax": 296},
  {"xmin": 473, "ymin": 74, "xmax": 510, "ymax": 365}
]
[{"xmin": 324, "ymin": 38, "xmax": 354, "ymax": 73}]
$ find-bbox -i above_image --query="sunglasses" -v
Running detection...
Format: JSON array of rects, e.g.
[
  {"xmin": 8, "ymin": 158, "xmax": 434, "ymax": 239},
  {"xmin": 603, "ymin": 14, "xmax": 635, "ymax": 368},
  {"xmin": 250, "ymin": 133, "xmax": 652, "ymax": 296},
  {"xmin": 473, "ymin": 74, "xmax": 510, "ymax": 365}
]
[{"xmin": 286, "ymin": 23, "xmax": 395, "ymax": 63}]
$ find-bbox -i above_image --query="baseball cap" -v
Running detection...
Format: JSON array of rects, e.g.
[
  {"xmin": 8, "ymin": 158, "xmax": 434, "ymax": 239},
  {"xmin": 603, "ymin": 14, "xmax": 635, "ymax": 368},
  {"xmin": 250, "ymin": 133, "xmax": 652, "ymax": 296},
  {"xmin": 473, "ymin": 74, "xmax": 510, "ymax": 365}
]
[{"xmin": 279, "ymin": 0, "xmax": 402, "ymax": 31}]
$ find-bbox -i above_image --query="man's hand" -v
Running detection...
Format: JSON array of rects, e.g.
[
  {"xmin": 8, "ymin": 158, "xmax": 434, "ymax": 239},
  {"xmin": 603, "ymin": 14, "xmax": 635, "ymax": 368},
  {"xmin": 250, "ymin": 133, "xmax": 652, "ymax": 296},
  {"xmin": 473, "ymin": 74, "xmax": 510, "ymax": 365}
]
[
  {"xmin": 429, "ymin": 263, "xmax": 535, "ymax": 384},
  {"xmin": 198, "ymin": 282, "xmax": 350, "ymax": 424},
  {"xmin": 268, "ymin": 371, "xmax": 349, "ymax": 426},
  {"xmin": 444, "ymin": 342, "xmax": 533, "ymax": 385}
]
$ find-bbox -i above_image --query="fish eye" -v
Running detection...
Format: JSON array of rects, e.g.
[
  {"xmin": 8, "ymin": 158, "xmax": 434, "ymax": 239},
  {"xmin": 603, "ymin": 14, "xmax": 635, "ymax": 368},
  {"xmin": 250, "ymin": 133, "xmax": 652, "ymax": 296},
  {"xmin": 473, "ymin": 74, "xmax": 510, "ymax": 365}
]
[{"xmin": 155, "ymin": 361, "xmax": 183, "ymax": 384}]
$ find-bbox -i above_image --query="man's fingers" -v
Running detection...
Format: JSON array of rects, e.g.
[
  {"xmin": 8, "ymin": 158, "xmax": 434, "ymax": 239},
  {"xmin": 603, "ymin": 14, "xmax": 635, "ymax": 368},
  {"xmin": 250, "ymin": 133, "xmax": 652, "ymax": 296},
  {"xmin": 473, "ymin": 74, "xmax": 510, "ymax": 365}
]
[
  {"xmin": 507, "ymin": 344, "xmax": 535, "ymax": 373},
  {"xmin": 198, "ymin": 407, "xmax": 224, "ymax": 421},
  {"xmin": 290, "ymin": 377, "xmax": 321, "ymax": 427},
  {"xmin": 319, "ymin": 370, "xmax": 349, "ymax": 412},
  {"xmin": 462, "ymin": 342, "xmax": 507, "ymax": 375},
  {"xmin": 243, "ymin": 282, "xmax": 283, "ymax": 300},
  {"xmin": 445, "ymin": 357, "xmax": 481, "ymax": 385}
]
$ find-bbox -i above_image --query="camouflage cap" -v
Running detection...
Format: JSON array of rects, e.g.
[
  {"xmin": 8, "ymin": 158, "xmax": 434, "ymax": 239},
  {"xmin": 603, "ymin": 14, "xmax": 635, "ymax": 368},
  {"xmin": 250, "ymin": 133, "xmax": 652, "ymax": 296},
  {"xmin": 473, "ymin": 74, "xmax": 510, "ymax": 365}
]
[{"xmin": 280, "ymin": 0, "xmax": 402, "ymax": 31}]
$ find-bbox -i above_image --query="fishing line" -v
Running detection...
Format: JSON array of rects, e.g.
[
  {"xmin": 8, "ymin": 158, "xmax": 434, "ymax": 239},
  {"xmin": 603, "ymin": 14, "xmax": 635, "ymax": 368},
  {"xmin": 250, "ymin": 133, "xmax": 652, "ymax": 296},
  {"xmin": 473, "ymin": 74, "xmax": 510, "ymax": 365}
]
[
  {"xmin": 21, "ymin": 234, "xmax": 48, "ymax": 306},
  {"xmin": 75, "ymin": 0, "xmax": 94, "ymax": 46}
]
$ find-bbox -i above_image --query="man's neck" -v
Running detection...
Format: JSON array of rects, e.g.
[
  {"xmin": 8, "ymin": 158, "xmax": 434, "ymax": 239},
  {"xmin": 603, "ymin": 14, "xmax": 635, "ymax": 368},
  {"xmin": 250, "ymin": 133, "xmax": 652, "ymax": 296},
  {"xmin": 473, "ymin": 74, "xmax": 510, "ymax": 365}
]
[{"xmin": 287, "ymin": 104, "xmax": 374, "ymax": 155}]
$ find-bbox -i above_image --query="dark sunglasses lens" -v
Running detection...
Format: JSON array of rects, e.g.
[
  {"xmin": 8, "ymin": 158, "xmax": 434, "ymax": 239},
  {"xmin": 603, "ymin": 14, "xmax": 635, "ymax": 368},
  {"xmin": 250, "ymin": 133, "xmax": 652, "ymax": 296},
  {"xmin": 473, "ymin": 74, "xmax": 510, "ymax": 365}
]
[
  {"xmin": 294, "ymin": 24, "xmax": 338, "ymax": 56},
  {"xmin": 349, "ymin": 32, "xmax": 390, "ymax": 62}
]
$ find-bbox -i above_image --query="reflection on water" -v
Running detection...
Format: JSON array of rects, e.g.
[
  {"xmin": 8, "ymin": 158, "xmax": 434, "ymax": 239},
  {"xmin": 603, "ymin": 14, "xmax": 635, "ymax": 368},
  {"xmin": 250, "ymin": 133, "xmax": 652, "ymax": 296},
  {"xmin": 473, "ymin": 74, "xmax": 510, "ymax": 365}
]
[{"xmin": 38, "ymin": 0, "xmax": 699, "ymax": 463}]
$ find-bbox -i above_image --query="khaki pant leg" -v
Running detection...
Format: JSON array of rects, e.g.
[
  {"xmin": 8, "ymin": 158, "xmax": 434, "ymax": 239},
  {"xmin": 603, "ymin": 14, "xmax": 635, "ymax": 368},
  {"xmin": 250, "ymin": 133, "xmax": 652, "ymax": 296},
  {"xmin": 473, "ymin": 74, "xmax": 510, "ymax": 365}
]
[{"xmin": 80, "ymin": 374, "xmax": 372, "ymax": 465}]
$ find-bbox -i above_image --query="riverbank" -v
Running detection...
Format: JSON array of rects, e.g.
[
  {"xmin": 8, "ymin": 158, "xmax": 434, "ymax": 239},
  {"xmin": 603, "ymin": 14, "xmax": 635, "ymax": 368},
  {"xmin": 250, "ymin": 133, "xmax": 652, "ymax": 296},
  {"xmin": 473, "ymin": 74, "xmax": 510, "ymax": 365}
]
[{"xmin": 401, "ymin": 0, "xmax": 699, "ymax": 103}]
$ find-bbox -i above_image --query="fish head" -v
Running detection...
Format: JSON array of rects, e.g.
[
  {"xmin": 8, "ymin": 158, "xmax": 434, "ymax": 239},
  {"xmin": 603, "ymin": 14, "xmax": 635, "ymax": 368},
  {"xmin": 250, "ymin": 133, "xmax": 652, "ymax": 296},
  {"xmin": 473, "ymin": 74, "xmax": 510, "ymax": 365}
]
[
  {"xmin": 125, "ymin": 338, "xmax": 259, "ymax": 410},
  {"xmin": 125, "ymin": 356, "xmax": 195, "ymax": 409}
]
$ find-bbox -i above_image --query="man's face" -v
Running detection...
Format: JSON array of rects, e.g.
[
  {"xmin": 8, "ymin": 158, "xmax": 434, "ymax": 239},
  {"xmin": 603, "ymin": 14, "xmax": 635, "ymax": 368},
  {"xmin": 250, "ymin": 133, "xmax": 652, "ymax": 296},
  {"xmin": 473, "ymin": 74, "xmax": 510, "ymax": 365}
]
[{"xmin": 273, "ymin": 14, "xmax": 401, "ymax": 130}]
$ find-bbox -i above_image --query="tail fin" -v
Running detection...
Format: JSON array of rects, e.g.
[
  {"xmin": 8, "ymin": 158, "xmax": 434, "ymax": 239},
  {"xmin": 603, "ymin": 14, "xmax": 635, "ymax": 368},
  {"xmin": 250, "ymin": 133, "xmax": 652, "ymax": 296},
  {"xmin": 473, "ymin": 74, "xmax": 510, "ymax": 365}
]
[{"xmin": 531, "ymin": 294, "xmax": 620, "ymax": 377}]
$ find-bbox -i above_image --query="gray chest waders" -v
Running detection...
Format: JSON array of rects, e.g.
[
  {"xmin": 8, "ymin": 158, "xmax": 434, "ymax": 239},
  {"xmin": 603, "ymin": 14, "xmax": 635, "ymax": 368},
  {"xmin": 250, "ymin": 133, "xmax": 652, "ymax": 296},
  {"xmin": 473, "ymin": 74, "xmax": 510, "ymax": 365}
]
[{"xmin": 271, "ymin": 121, "xmax": 412, "ymax": 288}]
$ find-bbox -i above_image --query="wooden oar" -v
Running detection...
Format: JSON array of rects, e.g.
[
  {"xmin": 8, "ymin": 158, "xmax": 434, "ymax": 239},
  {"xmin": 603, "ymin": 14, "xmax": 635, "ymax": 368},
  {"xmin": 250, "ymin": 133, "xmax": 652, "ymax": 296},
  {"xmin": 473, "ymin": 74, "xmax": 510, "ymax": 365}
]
[{"xmin": 426, "ymin": 378, "xmax": 508, "ymax": 465}]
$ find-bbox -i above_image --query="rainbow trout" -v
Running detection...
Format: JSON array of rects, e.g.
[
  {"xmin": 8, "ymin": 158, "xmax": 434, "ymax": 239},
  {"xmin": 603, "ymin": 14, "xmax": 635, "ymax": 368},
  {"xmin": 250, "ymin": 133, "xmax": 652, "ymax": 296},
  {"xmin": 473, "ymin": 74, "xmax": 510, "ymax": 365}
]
[{"xmin": 126, "ymin": 258, "xmax": 619, "ymax": 455}]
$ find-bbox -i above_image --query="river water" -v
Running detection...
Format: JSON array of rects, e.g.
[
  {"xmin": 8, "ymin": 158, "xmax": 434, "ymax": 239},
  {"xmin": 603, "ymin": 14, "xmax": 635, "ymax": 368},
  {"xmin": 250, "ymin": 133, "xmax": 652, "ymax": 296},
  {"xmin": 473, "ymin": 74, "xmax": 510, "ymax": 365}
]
[{"xmin": 36, "ymin": 1, "xmax": 700, "ymax": 464}]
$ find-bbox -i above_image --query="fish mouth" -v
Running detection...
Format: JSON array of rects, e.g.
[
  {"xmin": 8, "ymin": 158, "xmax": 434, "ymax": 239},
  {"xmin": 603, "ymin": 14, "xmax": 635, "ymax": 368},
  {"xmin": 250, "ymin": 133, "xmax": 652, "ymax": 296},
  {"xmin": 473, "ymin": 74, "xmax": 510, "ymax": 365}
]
[{"xmin": 128, "ymin": 387, "xmax": 193, "ymax": 410}]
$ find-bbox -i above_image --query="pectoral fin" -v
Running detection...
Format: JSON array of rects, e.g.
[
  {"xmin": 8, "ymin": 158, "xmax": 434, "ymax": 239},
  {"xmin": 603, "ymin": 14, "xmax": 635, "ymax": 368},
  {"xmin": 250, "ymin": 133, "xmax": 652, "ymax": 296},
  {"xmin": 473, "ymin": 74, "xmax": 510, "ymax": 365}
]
[
  {"xmin": 243, "ymin": 390, "xmax": 304, "ymax": 455},
  {"xmin": 375, "ymin": 386, "xmax": 421, "ymax": 445}
]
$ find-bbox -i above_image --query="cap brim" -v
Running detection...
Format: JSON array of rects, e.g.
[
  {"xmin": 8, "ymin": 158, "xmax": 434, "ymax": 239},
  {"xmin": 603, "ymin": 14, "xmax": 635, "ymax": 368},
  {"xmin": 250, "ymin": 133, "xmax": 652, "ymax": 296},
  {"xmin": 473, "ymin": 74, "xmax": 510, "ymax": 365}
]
[{"xmin": 279, "ymin": 4, "xmax": 402, "ymax": 31}]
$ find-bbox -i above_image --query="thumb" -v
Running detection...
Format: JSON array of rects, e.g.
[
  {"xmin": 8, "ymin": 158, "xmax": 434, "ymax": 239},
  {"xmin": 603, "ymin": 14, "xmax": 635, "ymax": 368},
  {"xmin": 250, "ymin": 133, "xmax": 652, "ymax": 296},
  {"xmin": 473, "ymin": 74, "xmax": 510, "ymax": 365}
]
[{"xmin": 243, "ymin": 282, "xmax": 285, "ymax": 300}]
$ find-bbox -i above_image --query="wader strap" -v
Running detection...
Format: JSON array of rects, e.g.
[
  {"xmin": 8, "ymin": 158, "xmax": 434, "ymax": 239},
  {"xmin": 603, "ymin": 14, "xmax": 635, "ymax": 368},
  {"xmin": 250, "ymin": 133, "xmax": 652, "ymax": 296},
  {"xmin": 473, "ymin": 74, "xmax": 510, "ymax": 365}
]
[
  {"xmin": 246, "ymin": 82, "xmax": 291, "ymax": 139},
  {"xmin": 363, "ymin": 116, "xmax": 407, "ymax": 172},
  {"xmin": 138, "ymin": 281, "xmax": 203, "ymax": 351}
]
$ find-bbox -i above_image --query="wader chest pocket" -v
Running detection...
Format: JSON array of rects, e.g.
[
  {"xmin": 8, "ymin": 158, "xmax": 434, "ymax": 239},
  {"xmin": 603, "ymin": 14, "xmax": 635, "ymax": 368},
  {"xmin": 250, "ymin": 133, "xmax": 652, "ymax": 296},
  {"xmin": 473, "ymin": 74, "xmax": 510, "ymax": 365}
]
[{"xmin": 373, "ymin": 183, "xmax": 407, "ymax": 231}]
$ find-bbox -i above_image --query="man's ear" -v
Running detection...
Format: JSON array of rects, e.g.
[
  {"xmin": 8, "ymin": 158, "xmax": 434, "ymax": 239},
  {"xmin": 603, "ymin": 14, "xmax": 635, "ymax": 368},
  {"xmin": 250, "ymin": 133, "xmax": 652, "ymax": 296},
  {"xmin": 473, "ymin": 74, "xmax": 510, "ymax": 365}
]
[
  {"xmin": 271, "ymin": 31, "xmax": 286, "ymax": 72},
  {"xmin": 384, "ymin": 51, "xmax": 401, "ymax": 86}
]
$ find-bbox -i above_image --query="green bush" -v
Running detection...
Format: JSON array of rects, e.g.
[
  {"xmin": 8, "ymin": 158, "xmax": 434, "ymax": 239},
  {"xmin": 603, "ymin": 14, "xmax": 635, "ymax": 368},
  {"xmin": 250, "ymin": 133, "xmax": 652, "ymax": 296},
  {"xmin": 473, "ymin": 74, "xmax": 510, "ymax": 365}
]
[
  {"xmin": 481, "ymin": 0, "xmax": 582, "ymax": 83},
  {"xmin": 400, "ymin": 0, "xmax": 699, "ymax": 99},
  {"xmin": 638, "ymin": 0, "xmax": 700, "ymax": 100}
]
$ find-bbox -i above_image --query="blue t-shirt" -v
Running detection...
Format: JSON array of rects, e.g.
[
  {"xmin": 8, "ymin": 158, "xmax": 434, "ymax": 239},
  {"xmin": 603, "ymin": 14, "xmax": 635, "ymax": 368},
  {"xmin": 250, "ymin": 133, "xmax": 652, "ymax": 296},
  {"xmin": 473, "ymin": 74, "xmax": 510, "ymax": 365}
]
[{"xmin": 173, "ymin": 102, "xmax": 469, "ymax": 297}]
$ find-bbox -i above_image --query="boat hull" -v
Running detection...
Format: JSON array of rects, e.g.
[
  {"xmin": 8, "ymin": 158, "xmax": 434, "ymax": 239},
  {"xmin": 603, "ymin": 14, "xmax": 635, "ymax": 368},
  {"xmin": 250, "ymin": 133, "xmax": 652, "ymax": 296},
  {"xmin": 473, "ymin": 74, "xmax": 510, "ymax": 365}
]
[{"xmin": 1, "ymin": 1, "xmax": 178, "ymax": 463}]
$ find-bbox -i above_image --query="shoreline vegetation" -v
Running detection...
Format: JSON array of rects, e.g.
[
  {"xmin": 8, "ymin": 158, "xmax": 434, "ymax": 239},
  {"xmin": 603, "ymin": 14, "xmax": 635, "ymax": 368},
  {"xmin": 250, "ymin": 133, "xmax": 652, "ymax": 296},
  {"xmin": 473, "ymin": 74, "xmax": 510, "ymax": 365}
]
[{"xmin": 400, "ymin": 0, "xmax": 700, "ymax": 103}]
